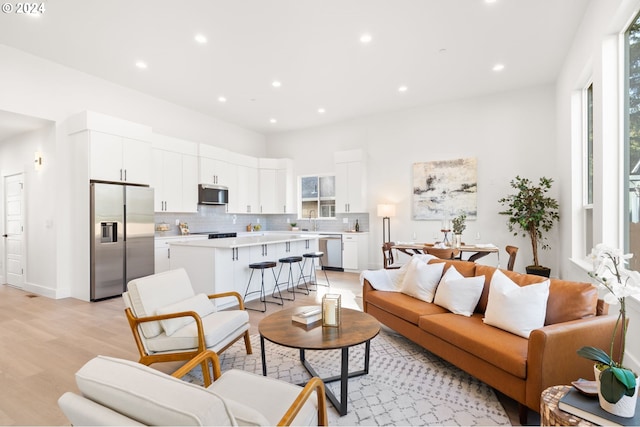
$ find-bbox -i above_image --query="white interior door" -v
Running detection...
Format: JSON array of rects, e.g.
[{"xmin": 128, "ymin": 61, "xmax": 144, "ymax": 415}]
[{"xmin": 3, "ymin": 174, "xmax": 24, "ymax": 288}]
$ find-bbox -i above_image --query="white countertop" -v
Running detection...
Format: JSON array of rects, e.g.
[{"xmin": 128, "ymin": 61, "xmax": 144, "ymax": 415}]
[{"xmin": 169, "ymin": 233, "xmax": 321, "ymax": 249}]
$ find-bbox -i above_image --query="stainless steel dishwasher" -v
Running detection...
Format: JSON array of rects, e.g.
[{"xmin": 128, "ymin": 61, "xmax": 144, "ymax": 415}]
[{"xmin": 319, "ymin": 234, "xmax": 343, "ymax": 271}]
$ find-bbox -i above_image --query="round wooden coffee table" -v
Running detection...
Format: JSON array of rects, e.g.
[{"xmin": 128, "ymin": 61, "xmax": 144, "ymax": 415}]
[{"xmin": 258, "ymin": 306, "xmax": 380, "ymax": 416}]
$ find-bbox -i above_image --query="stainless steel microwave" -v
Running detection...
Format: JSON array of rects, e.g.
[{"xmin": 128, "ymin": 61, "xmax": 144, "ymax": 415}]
[{"xmin": 198, "ymin": 184, "xmax": 229, "ymax": 205}]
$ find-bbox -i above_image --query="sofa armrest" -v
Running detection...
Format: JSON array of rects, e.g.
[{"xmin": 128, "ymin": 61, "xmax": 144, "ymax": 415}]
[
  {"xmin": 362, "ymin": 279, "xmax": 375, "ymax": 313},
  {"xmin": 58, "ymin": 392, "xmax": 144, "ymax": 426},
  {"xmin": 526, "ymin": 314, "xmax": 620, "ymax": 410}
]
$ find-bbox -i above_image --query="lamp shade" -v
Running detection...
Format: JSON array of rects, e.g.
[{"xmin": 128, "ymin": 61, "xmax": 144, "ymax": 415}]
[{"xmin": 377, "ymin": 204, "xmax": 396, "ymax": 217}]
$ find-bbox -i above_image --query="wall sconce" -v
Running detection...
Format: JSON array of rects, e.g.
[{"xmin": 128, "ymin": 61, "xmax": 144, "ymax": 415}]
[
  {"xmin": 377, "ymin": 204, "xmax": 396, "ymax": 243},
  {"xmin": 322, "ymin": 294, "xmax": 341, "ymax": 327},
  {"xmin": 34, "ymin": 151, "xmax": 43, "ymax": 171}
]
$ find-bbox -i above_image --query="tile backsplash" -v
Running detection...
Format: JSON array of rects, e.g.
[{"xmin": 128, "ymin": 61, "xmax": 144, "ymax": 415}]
[{"xmin": 154, "ymin": 205, "xmax": 369, "ymax": 236}]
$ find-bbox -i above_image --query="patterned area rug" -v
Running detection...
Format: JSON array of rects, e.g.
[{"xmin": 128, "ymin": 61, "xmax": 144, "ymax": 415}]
[{"xmin": 185, "ymin": 327, "xmax": 511, "ymax": 426}]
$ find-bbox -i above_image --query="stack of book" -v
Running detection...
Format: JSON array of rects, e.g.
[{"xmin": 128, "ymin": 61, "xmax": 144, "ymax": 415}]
[
  {"xmin": 292, "ymin": 306, "xmax": 322, "ymax": 325},
  {"xmin": 558, "ymin": 387, "xmax": 640, "ymax": 426}
]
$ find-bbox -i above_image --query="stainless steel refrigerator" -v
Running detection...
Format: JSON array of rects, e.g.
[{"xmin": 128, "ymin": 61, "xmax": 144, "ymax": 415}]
[{"xmin": 90, "ymin": 182, "xmax": 154, "ymax": 301}]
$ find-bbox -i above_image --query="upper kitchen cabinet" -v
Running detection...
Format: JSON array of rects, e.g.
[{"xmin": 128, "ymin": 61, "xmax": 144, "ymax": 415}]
[
  {"xmin": 199, "ymin": 144, "xmax": 234, "ymax": 186},
  {"xmin": 259, "ymin": 158, "xmax": 294, "ymax": 214},
  {"xmin": 151, "ymin": 134, "xmax": 198, "ymax": 213},
  {"xmin": 89, "ymin": 132, "xmax": 152, "ymax": 184},
  {"xmin": 335, "ymin": 149, "xmax": 367, "ymax": 213},
  {"xmin": 67, "ymin": 111, "xmax": 153, "ymax": 185},
  {"xmin": 234, "ymin": 153, "xmax": 259, "ymax": 214}
]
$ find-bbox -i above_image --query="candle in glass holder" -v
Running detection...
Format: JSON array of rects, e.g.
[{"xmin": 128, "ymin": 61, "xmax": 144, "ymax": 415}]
[{"xmin": 322, "ymin": 294, "xmax": 341, "ymax": 327}]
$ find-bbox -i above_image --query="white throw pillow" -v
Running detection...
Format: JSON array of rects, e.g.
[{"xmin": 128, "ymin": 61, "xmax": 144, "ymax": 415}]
[
  {"xmin": 483, "ymin": 269, "xmax": 550, "ymax": 338},
  {"xmin": 156, "ymin": 293, "xmax": 216, "ymax": 336},
  {"xmin": 399, "ymin": 257, "xmax": 445, "ymax": 303},
  {"xmin": 434, "ymin": 266, "xmax": 485, "ymax": 316}
]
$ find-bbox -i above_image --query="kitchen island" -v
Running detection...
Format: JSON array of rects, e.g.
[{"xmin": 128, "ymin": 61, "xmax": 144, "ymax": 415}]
[{"xmin": 169, "ymin": 234, "xmax": 320, "ymax": 309}]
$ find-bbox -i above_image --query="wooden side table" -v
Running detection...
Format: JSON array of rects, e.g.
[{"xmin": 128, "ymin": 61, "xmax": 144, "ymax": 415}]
[{"xmin": 540, "ymin": 385, "xmax": 596, "ymax": 426}]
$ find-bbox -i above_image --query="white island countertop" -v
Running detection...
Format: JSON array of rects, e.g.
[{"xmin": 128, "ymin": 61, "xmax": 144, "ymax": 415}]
[{"xmin": 169, "ymin": 233, "xmax": 321, "ymax": 249}]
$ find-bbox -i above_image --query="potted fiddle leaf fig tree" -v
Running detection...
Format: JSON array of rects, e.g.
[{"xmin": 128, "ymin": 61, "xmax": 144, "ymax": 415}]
[{"xmin": 498, "ymin": 176, "xmax": 559, "ymax": 277}]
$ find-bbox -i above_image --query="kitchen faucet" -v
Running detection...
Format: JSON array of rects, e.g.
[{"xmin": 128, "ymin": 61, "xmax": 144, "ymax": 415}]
[{"xmin": 309, "ymin": 210, "xmax": 317, "ymax": 231}]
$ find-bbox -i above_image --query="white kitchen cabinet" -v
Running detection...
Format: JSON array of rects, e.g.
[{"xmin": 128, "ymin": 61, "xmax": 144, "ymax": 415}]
[
  {"xmin": 342, "ymin": 232, "xmax": 369, "ymax": 272},
  {"xmin": 151, "ymin": 134, "xmax": 198, "ymax": 213},
  {"xmin": 259, "ymin": 158, "xmax": 294, "ymax": 214},
  {"xmin": 335, "ymin": 149, "xmax": 367, "ymax": 213},
  {"xmin": 235, "ymin": 156, "xmax": 259, "ymax": 214},
  {"xmin": 154, "ymin": 235, "xmax": 208, "ymax": 273},
  {"xmin": 89, "ymin": 131, "xmax": 151, "ymax": 184},
  {"xmin": 152, "ymin": 149, "xmax": 198, "ymax": 213}
]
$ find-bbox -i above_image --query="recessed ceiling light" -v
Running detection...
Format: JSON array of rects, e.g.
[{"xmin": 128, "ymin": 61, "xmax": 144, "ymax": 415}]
[
  {"xmin": 485, "ymin": 0, "xmax": 497, "ymax": 4},
  {"xmin": 360, "ymin": 33, "xmax": 372, "ymax": 44},
  {"xmin": 218, "ymin": 96, "xmax": 227, "ymax": 103},
  {"xmin": 317, "ymin": 108, "xmax": 326, "ymax": 114},
  {"xmin": 135, "ymin": 61, "xmax": 148, "ymax": 69},
  {"xmin": 270, "ymin": 118, "xmax": 277, "ymax": 124},
  {"xmin": 194, "ymin": 33, "xmax": 207, "ymax": 44},
  {"xmin": 398, "ymin": 85, "xmax": 408, "ymax": 93},
  {"xmin": 492, "ymin": 63, "xmax": 505, "ymax": 71},
  {"xmin": 272, "ymin": 80, "xmax": 282, "ymax": 88}
]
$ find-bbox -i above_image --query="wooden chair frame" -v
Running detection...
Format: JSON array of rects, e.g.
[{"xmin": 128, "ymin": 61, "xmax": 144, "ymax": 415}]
[
  {"xmin": 171, "ymin": 350, "xmax": 328, "ymax": 426},
  {"xmin": 505, "ymin": 245, "xmax": 519, "ymax": 271},
  {"xmin": 125, "ymin": 291, "xmax": 252, "ymax": 386}
]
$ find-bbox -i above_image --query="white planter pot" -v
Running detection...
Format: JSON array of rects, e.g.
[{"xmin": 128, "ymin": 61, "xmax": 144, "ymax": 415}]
[{"xmin": 594, "ymin": 365, "xmax": 639, "ymax": 418}]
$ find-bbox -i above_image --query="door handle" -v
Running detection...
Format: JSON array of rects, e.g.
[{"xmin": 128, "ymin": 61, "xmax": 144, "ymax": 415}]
[{"xmin": 2, "ymin": 234, "xmax": 7, "ymax": 238}]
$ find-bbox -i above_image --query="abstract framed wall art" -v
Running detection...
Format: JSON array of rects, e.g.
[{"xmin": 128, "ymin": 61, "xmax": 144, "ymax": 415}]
[{"xmin": 412, "ymin": 157, "xmax": 477, "ymax": 220}]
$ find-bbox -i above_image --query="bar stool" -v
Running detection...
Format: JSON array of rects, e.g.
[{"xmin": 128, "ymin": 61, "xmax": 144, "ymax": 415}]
[
  {"xmin": 275, "ymin": 256, "xmax": 305, "ymax": 299},
  {"xmin": 243, "ymin": 261, "xmax": 283, "ymax": 312},
  {"xmin": 300, "ymin": 252, "xmax": 331, "ymax": 290}
]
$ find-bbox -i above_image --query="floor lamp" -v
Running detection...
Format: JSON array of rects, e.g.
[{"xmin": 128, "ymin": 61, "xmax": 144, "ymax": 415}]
[{"xmin": 377, "ymin": 204, "xmax": 396, "ymax": 243}]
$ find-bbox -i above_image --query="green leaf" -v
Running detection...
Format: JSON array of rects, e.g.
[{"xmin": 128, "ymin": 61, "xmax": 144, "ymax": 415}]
[
  {"xmin": 577, "ymin": 346, "xmax": 613, "ymax": 365},
  {"xmin": 610, "ymin": 367, "xmax": 638, "ymax": 396},
  {"xmin": 600, "ymin": 368, "xmax": 629, "ymax": 403}
]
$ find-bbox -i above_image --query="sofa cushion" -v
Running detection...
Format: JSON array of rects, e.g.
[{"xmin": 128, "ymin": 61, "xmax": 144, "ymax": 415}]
[
  {"xmin": 146, "ymin": 310, "xmax": 249, "ymax": 353},
  {"xmin": 75, "ymin": 355, "xmax": 235, "ymax": 426},
  {"xmin": 366, "ymin": 290, "xmax": 449, "ymax": 325},
  {"xmin": 156, "ymin": 293, "xmax": 217, "ymax": 336},
  {"xmin": 210, "ymin": 369, "xmax": 318, "ymax": 426},
  {"xmin": 418, "ymin": 313, "xmax": 529, "ymax": 379},
  {"xmin": 126, "ymin": 268, "xmax": 196, "ymax": 339},
  {"xmin": 399, "ymin": 258, "xmax": 445, "ymax": 303},
  {"xmin": 474, "ymin": 265, "xmax": 598, "ymax": 324},
  {"xmin": 434, "ymin": 266, "xmax": 485, "ymax": 317},
  {"xmin": 483, "ymin": 269, "xmax": 550, "ymax": 338}
]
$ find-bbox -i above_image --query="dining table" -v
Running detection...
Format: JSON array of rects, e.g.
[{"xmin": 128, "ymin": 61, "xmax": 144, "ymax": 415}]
[{"xmin": 391, "ymin": 242, "xmax": 500, "ymax": 264}]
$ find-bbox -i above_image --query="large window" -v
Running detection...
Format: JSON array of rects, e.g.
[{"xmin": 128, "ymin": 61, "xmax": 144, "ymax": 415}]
[
  {"xmin": 300, "ymin": 175, "xmax": 335, "ymax": 219},
  {"xmin": 625, "ymin": 12, "xmax": 640, "ymax": 270}
]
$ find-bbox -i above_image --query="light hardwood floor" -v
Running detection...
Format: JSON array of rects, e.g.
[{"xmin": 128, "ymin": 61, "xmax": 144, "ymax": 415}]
[{"xmin": 0, "ymin": 270, "xmax": 533, "ymax": 426}]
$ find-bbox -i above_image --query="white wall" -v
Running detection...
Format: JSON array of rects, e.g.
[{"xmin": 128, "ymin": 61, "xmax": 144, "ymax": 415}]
[
  {"xmin": 266, "ymin": 84, "xmax": 559, "ymax": 273},
  {"xmin": 0, "ymin": 124, "xmax": 58, "ymax": 296}
]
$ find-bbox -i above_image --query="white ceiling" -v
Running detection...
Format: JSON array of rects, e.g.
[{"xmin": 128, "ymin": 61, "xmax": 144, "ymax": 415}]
[{"xmin": 0, "ymin": 0, "xmax": 590, "ymax": 136}]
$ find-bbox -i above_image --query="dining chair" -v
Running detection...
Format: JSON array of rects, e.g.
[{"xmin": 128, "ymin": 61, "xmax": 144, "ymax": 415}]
[
  {"xmin": 423, "ymin": 247, "xmax": 459, "ymax": 259},
  {"xmin": 382, "ymin": 242, "xmax": 403, "ymax": 269},
  {"xmin": 506, "ymin": 245, "xmax": 519, "ymax": 271}
]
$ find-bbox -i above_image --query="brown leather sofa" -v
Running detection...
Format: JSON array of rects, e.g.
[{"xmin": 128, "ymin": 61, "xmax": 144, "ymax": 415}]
[{"xmin": 362, "ymin": 259, "xmax": 619, "ymax": 423}]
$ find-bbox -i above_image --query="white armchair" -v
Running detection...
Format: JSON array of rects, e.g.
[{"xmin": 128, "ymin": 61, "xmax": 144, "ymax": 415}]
[
  {"xmin": 58, "ymin": 351, "xmax": 327, "ymax": 426},
  {"xmin": 123, "ymin": 268, "xmax": 252, "ymax": 384}
]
